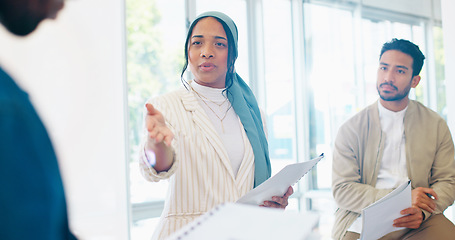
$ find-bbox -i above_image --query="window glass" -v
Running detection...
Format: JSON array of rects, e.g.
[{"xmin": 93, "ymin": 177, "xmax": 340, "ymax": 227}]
[
  {"xmin": 434, "ymin": 26, "xmax": 447, "ymax": 119},
  {"xmin": 304, "ymin": 3, "xmax": 356, "ymax": 190},
  {"xmin": 361, "ymin": 18, "xmax": 389, "ymax": 105},
  {"xmin": 411, "ymin": 25, "xmax": 426, "ymax": 103},
  {"xmin": 127, "ymin": 0, "xmax": 186, "ymax": 237},
  {"xmin": 262, "ymin": 0, "xmax": 296, "ymax": 173},
  {"xmin": 128, "ymin": 0, "xmax": 185, "ymax": 204}
]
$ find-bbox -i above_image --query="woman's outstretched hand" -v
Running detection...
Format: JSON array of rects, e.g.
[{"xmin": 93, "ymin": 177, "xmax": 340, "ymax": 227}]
[
  {"xmin": 145, "ymin": 103, "xmax": 174, "ymax": 146},
  {"xmin": 144, "ymin": 103, "xmax": 174, "ymax": 172}
]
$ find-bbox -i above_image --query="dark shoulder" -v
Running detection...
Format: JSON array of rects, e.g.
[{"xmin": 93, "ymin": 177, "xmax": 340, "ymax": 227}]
[
  {"xmin": 0, "ymin": 67, "xmax": 29, "ymax": 105},
  {"xmin": 0, "ymin": 67, "xmax": 46, "ymax": 136}
]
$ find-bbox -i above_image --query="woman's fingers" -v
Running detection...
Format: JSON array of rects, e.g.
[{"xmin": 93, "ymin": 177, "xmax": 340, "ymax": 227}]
[{"xmin": 145, "ymin": 104, "xmax": 173, "ymax": 145}]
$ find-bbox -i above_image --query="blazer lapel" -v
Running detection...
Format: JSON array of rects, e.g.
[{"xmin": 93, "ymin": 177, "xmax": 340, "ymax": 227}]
[{"xmin": 180, "ymin": 89, "xmax": 235, "ymax": 180}]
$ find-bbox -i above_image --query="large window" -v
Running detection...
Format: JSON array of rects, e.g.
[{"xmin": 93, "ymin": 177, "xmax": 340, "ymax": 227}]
[
  {"xmin": 262, "ymin": 0, "xmax": 298, "ymax": 207},
  {"xmin": 127, "ymin": 0, "xmax": 447, "ymax": 239},
  {"xmin": 126, "ymin": 0, "xmax": 186, "ymax": 238}
]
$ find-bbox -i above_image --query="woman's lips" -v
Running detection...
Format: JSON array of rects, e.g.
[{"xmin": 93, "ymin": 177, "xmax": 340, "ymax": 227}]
[{"xmin": 199, "ymin": 62, "xmax": 216, "ymax": 71}]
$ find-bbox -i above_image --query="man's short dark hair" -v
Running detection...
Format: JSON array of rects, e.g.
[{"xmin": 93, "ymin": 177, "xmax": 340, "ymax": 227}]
[{"xmin": 380, "ymin": 38, "xmax": 426, "ymax": 77}]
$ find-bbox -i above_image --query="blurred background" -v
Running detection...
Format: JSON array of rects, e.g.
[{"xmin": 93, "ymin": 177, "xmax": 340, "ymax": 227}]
[{"xmin": 0, "ymin": 0, "xmax": 454, "ymax": 239}]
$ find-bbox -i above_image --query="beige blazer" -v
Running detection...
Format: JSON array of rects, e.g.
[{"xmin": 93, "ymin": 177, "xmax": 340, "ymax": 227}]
[
  {"xmin": 332, "ymin": 100, "xmax": 455, "ymax": 239},
  {"xmin": 140, "ymin": 87, "xmax": 256, "ymax": 240}
]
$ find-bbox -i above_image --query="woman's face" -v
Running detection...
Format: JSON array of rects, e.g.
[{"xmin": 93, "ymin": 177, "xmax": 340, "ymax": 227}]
[{"xmin": 188, "ymin": 17, "xmax": 229, "ymax": 89}]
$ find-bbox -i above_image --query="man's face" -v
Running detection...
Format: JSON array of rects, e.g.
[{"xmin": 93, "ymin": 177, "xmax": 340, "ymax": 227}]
[
  {"xmin": 376, "ymin": 50, "xmax": 420, "ymax": 102},
  {"xmin": 0, "ymin": 0, "xmax": 64, "ymax": 36}
]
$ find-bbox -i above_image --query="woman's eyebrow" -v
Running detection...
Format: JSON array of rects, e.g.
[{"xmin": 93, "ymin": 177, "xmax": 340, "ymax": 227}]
[
  {"xmin": 214, "ymin": 36, "xmax": 227, "ymax": 40},
  {"xmin": 191, "ymin": 35, "xmax": 227, "ymax": 40}
]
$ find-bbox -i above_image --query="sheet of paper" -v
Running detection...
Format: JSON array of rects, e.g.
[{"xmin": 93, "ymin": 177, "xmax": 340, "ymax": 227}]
[
  {"xmin": 236, "ymin": 154, "xmax": 324, "ymax": 205},
  {"xmin": 166, "ymin": 203, "xmax": 319, "ymax": 240},
  {"xmin": 360, "ymin": 180, "xmax": 412, "ymax": 240}
]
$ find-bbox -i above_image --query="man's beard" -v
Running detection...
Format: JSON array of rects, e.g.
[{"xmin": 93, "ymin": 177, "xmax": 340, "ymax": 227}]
[{"xmin": 377, "ymin": 82, "xmax": 412, "ymax": 102}]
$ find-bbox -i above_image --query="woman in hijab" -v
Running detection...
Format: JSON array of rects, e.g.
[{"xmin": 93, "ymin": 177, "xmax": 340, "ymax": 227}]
[{"xmin": 139, "ymin": 11, "xmax": 293, "ymax": 239}]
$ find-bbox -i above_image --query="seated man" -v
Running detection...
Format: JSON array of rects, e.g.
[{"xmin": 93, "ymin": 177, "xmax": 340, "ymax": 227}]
[{"xmin": 332, "ymin": 38, "xmax": 455, "ymax": 240}]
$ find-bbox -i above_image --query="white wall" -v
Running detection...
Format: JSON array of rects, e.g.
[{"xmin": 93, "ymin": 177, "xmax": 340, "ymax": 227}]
[{"xmin": 0, "ymin": 0, "xmax": 129, "ymax": 239}]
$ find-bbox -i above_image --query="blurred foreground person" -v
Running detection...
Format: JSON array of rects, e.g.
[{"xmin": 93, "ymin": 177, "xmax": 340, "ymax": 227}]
[{"xmin": 0, "ymin": 0, "xmax": 76, "ymax": 239}]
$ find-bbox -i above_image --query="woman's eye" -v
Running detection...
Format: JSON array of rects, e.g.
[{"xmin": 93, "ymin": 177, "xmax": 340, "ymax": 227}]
[{"xmin": 216, "ymin": 42, "xmax": 226, "ymax": 47}]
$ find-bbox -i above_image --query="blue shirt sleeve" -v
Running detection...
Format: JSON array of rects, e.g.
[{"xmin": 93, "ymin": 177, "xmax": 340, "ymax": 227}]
[{"xmin": 0, "ymin": 68, "xmax": 75, "ymax": 240}]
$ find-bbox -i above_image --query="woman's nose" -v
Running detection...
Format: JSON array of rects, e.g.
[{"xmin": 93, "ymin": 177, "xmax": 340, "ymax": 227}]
[{"xmin": 201, "ymin": 46, "xmax": 214, "ymax": 58}]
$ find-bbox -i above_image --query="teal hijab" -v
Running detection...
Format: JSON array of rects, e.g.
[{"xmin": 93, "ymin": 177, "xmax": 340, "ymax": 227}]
[{"xmin": 191, "ymin": 11, "xmax": 271, "ymax": 187}]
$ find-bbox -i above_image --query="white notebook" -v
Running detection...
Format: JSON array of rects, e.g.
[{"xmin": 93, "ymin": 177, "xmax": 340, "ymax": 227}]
[
  {"xmin": 360, "ymin": 180, "xmax": 412, "ymax": 240},
  {"xmin": 237, "ymin": 154, "xmax": 324, "ymax": 205},
  {"xmin": 166, "ymin": 203, "xmax": 319, "ymax": 240}
]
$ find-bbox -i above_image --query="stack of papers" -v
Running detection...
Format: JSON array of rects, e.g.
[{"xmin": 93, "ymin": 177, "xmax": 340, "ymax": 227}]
[
  {"xmin": 360, "ymin": 180, "xmax": 412, "ymax": 240},
  {"xmin": 237, "ymin": 154, "xmax": 324, "ymax": 205}
]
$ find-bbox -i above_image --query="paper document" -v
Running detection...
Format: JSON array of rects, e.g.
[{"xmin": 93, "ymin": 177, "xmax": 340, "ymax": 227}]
[
  {"xmin": 237, "ymin": 154, "xmax": 324, "ymax": 205},
  {"xmin": 166, "ymin": 203, "xmax": 319, "ymax": 240},
  {"xmin": 360, "ymin": 180, "xmax": 412, "ymax": 240}
]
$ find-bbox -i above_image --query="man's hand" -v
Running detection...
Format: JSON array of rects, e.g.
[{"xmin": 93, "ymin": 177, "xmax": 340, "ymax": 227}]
[
  {"xmin": 393, "ymin": 187, "xmax": 438, "ymax": 229},
  {"xmin": 412, "ymin": 187, "xmax": 438, "ymax": 213},
  {"xmin": 261, "ymin": 186, "xmax": 294, "ymax": 209},
  {"xmin": 145, "ymin": 103, "xmax": 173, "ymax": 146},
  {"xmin": 393, "ymin": 206, "xmax": 424, "ymax": 229}
]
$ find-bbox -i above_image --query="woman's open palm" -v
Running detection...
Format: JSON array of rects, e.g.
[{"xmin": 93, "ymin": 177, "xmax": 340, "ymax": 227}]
[{"xmin": 145, "ymin": 103, "xmax": 174, "ymax": 146}]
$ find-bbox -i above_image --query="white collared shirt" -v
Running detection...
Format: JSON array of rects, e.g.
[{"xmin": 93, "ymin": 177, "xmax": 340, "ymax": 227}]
[{"xmin": 376, "ymin": 101, "xmax": 409, "ymax": 189}]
